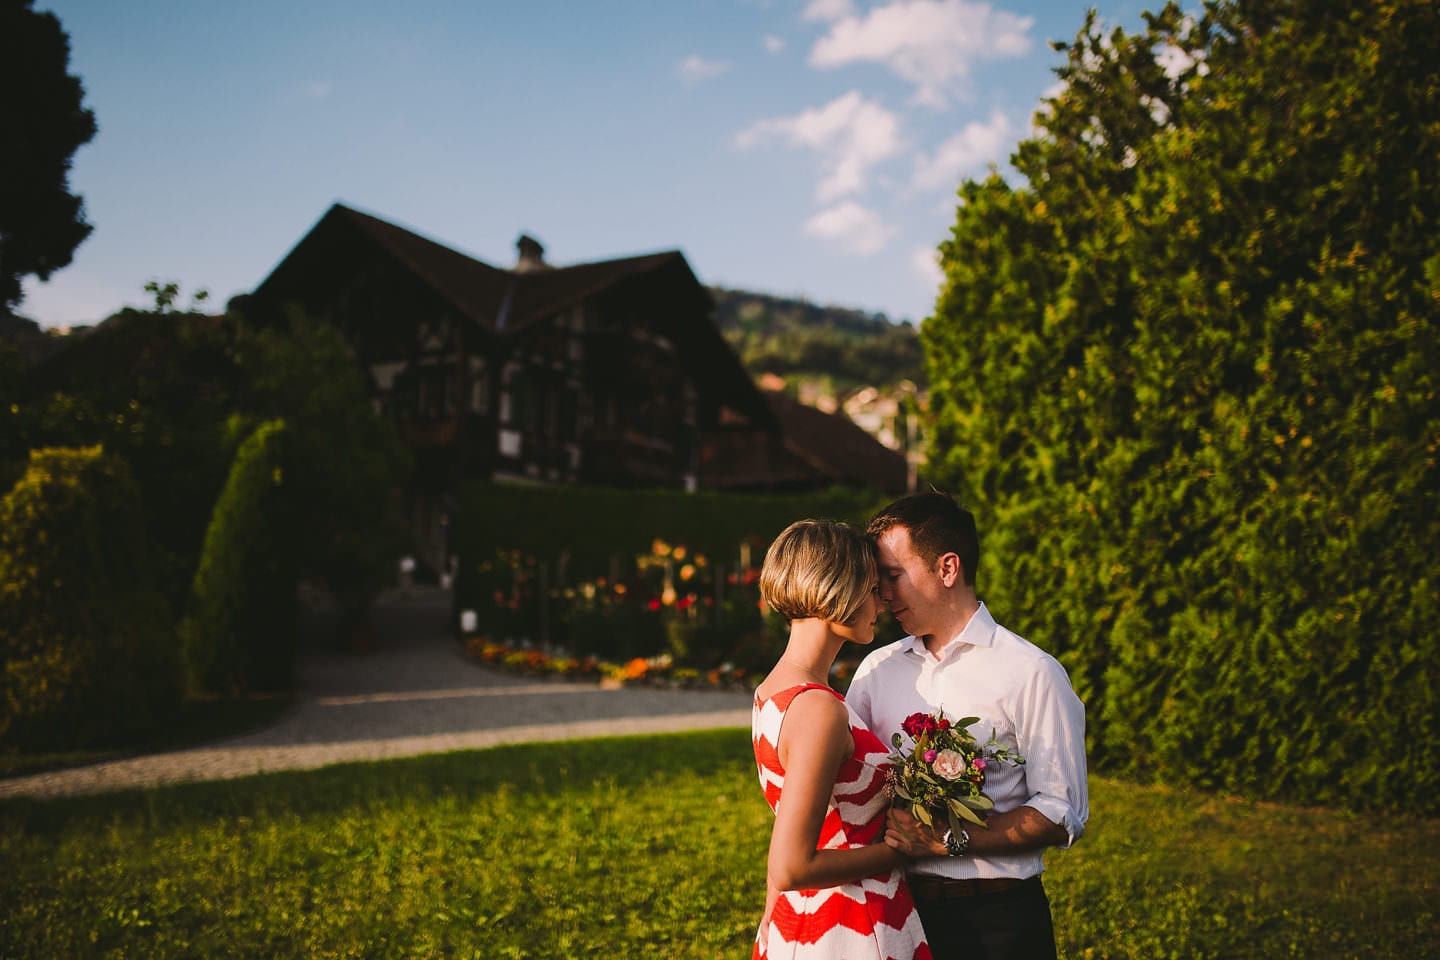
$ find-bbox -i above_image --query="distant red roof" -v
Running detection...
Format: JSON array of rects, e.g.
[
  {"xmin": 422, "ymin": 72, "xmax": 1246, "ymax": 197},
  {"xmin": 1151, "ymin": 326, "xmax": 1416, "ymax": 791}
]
[
  {"xmin": 701, "ymin": 389, "xmax": 909, "ymax": 493},
  {"xmin": 762, "ymin": 389, "xmax": 909, "ymax": 494}
]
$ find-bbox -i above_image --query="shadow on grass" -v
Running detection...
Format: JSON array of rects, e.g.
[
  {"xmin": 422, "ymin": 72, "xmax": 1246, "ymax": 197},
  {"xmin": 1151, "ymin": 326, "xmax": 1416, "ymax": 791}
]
[
  {"xmin": 0, "ymin": 693, "xmax": 295, "ymax": 780},
  {"xmin": 0, "ymin": 727, "xmax": 755, "ymax": 836}
]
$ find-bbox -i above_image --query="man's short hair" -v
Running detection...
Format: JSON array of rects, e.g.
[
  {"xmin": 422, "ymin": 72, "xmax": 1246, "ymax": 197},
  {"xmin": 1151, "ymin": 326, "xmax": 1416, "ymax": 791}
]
[{"xmin": 867, "ymin": 491, "xmax": 980, "ymax": 587}]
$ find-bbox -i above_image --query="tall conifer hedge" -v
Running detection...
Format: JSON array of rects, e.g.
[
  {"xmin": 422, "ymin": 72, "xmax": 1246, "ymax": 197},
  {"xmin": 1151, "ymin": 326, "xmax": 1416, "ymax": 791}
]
[{"xmin": 925, "ymin": 0, "xmax": 1438, "ymax": 812}]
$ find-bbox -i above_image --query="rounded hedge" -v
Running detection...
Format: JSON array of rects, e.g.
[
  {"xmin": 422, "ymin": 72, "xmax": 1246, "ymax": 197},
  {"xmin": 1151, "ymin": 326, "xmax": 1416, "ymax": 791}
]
[{"xmin": 0, "ymin": 446, "xmax": 177, "ymax": 749}]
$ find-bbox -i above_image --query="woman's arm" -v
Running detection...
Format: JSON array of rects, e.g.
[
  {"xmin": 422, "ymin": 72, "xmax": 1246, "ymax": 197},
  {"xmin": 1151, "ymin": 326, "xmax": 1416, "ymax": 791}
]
[{"xmin": 767, "ymin": 690, "xmax": 908, "ymax": 891}]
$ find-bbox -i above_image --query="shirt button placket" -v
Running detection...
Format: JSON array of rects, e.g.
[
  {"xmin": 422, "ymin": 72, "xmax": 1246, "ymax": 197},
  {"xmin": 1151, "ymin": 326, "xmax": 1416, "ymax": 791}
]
[{"xmin": 917, "ymin": 654, "xmax": 938, "ymax": 706}]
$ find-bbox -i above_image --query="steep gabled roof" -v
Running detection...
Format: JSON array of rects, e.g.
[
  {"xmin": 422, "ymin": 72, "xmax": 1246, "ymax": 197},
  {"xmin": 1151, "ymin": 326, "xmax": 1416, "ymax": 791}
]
[
  {"xmin": 332, "ymin": 205, "xmax": 513, "ymax": 327},
  {"xmin": 501, "ymin": 251, "xmax": 688, "ymax": 329},
  {"xmin": 261, "ymin": 203, "xmax": 699, "ymax": 335}
]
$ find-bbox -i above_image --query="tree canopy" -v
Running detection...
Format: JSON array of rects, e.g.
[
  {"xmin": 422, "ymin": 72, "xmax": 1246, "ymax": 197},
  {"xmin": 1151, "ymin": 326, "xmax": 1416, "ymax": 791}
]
[
  {"xmin": 709, "ymin": 286, "xmax": 925, "ymax": 392},
  {"xmin": 0, "ymin": 0, "xmax": 97, "ymax": 311},
  {"xmin": 924, "ymin": 0, "xmax": 1439, "ymax": 813}
]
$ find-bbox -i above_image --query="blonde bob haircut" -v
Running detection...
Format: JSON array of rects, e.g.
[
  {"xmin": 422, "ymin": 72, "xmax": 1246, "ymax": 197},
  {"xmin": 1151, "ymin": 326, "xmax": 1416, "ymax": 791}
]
[{"xmin": 759, "ymin": 519, "xmax": 878, "ymax": 626}]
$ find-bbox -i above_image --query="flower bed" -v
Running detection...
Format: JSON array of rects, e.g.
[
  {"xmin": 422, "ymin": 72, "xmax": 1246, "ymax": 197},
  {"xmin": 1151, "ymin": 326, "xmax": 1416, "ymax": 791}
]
[{"xmin": 462, "ymin": 637, "xmax": 757, "ymax": 691}]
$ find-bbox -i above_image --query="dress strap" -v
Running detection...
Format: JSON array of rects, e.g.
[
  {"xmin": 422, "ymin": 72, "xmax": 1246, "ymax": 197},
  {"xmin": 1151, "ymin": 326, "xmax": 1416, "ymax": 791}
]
[{"xmin": 760, "ymin": 682, "xmax": 842, "ymax": 712}]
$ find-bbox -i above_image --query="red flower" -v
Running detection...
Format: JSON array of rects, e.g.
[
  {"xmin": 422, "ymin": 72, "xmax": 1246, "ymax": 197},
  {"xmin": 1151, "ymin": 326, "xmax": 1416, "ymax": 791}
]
[{"xmin": 902, "ymin": 712, "xmax": 939, "ymax": 738}]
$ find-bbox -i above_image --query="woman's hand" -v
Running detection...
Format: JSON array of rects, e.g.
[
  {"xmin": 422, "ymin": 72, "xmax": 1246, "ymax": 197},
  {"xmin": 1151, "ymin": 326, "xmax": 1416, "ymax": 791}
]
[{"xmin": 883, "ymin": 806, "xmax": 948, "ymax": 858}]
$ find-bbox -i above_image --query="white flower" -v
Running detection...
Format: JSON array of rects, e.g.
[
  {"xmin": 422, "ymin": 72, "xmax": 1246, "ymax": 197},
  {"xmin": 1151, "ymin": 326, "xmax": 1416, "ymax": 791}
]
[{"xmin": 932, "ymin": 749, "xmax": 968, "ymax": 780}]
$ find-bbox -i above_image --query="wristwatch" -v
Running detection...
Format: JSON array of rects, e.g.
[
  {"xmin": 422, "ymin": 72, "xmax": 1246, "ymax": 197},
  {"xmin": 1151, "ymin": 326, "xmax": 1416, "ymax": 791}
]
[{"xmin": 941, "ymin": 826, "xmax": 970, "ymax": 857}]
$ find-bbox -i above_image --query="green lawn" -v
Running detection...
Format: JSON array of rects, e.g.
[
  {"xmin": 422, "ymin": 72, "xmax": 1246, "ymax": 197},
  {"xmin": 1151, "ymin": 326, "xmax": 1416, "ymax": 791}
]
[{"xmin": 1, "ymin": 729, "xmax": 1436, "ymax": 959}]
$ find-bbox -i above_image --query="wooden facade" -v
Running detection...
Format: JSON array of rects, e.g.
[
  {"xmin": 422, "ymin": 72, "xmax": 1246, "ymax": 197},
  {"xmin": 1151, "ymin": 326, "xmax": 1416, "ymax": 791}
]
[{"xmin": 249, "ymin": 204, "xmax": 782, "ymax": 572}]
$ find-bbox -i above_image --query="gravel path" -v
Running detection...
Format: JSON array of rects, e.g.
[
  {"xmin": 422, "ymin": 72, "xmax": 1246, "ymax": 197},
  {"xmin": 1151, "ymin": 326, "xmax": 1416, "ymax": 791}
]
[{"xmin": 0, "ymin": 587, "xmax": 754, "ymax": 800}]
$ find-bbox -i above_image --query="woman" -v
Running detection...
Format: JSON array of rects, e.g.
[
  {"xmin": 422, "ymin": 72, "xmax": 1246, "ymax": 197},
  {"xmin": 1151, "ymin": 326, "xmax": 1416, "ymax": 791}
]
[{"xmin": 751, "ymin": 520, "xmax": 931, "ymax": 960}]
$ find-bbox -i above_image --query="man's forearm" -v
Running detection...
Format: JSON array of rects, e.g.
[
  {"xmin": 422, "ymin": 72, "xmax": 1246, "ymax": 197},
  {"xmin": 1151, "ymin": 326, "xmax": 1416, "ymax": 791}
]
[{"xmin": 964, "ymin": 804, "xmax": 1068, "ymax": 855}]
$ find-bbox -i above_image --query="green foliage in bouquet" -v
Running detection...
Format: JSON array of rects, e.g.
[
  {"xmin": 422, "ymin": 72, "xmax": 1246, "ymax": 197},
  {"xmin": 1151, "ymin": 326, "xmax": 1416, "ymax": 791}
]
[
  {"xmin": 923, "ymin": 0, "xmax": 1439, "ymax": 813},
  {"xmin": 887, "ymin": 710, "xmax": 1024, "ymax": 834}
]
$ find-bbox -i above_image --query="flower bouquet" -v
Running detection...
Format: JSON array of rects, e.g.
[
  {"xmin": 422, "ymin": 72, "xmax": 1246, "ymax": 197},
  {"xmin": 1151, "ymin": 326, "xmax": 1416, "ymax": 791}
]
[{"xmin": 887, "ymin": 709, "xmax": 1024, "ymax": 834}]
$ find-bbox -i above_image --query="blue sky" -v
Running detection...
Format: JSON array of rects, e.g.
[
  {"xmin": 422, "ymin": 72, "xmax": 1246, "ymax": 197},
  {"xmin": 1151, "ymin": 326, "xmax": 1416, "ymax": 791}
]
[{"xmin": 23, "ymin": 0, "xmax": 1151, "ymax": 330}]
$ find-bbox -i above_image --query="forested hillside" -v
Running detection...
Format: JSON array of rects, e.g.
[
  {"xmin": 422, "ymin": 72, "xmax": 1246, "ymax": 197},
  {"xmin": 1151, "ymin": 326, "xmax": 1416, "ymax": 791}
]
[{"xmin": 708, "ymin": 286, "xmax": 925, "ymax": 391}]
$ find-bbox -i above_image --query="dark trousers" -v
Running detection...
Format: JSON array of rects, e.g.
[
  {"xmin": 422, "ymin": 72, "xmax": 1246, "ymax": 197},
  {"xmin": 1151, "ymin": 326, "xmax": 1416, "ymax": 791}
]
[{"xmin": 912, "ymin": 877, "xmax": 1058, "ymax": 960}]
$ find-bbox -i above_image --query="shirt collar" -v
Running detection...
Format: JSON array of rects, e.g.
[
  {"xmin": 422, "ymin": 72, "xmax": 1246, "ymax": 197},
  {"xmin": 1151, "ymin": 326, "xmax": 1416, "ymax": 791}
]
[{"xmin": 901, "ymin": 602, "xmax": 998, "ymax": 658}]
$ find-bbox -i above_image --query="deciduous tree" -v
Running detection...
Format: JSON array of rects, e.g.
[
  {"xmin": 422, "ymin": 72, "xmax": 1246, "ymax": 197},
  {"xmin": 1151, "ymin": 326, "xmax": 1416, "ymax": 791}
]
[{"xmin": 0, "ymin": 0, "xmax": 97, "ymax": 310}]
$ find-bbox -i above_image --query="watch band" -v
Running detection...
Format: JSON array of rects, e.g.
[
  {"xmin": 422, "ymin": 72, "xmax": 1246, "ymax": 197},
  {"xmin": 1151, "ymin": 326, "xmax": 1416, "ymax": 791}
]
[{"xmin": 942, "ymin": 826, "xmax": 970, "ymax": 857}]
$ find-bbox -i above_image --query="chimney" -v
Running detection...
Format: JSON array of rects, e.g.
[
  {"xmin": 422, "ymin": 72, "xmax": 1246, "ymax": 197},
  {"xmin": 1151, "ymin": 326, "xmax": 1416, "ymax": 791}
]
[{"xmin": 515, "ymin": 234, "xmax": 548, "ymax": 272}]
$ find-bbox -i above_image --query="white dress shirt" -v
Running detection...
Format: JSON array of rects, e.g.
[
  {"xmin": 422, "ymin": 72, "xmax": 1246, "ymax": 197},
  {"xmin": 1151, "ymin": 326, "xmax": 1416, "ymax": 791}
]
[{"xmin": 846, "ymin": 602, "xmax": 1089, "ymax": 880}]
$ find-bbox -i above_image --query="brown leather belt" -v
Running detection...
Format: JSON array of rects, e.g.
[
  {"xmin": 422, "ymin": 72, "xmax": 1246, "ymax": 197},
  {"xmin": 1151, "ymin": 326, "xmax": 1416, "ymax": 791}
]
[{"xmin": 908, "ymin": 874, "xmax": 1036, "ymax": 899}]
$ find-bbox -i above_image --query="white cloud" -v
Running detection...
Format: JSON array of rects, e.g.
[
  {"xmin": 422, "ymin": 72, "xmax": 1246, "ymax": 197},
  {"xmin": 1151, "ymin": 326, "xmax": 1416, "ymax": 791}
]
[
  {"xmin": 803, "ymin": 0, "xmax": 857, "ymax": 22},
  {"xmin": 734, "ymin": 90, "xmax": 903, "ymax": 201},
  {"xmin": 677, "ymin": 55, "xmax": 731, "ymax": 86},
  {"xmin": 910, "ymin": 245, "xmax": 944, "ymax": 293},
  {"xmin": 912, "ymin": 109, "xmax": 1013, "ymax": 190},
  {"xmin": 763, "ymin": 34, "xmax": 786, "ymax": 54},
  {"xmin": 1155, "ymin": 15, "xmax": 1208, "ymax": 82},
  {"xmin": 809, "ymin": 0, "xmax": 1034, "ymax": 107},
  {"xmin": 804, "ymin": 201, "xmax": 898, "ymax": 255},
  {"xmin": 1154, "ymin": 43, "xmax": 1194, "ymax": 81}
]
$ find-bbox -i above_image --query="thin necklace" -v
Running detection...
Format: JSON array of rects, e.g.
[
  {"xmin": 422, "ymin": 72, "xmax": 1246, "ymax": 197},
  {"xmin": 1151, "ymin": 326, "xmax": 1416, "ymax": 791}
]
[{"xmin": 776, "ymin": 657, "xmax": 830, "ymax": 684}]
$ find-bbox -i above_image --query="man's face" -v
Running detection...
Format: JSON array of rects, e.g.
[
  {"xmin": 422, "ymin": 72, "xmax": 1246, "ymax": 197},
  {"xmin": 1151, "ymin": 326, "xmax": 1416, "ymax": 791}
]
[{"xmin": 875, "ymin": 525, "xmax": 947, "ymax": 639}]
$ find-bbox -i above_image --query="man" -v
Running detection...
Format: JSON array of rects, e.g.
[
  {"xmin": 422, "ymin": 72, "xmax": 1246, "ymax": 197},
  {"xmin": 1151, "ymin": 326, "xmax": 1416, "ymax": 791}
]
[{"xmin": 847, "ymin": 491, "xmax": 1088, "ymax": 960}]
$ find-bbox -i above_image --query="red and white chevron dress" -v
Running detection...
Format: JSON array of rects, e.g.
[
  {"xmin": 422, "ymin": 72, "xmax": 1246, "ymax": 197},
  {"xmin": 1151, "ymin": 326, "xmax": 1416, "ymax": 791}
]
[{"xmin": 752, "ymin": 683, "xmax": 931, "ymax": 960}]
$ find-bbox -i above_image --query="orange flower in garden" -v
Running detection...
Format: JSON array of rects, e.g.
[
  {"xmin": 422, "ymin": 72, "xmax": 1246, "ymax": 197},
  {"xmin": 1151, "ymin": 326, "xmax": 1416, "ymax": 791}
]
[{"xmin": 623, "ymin": 657, "xmax": 650, "ymax": 680}]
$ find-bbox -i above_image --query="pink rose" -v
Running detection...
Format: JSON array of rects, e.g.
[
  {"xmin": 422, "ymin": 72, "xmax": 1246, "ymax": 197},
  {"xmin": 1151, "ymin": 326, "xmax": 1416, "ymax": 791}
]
[
  {"xmin": 972, "ymin": 758, "xmax": 987, "ymax": 771},
  {"xmin": 932, "ymin": 749, "xmax": 968, "ymax": 780},
  {"xmin": 923, "ymin": 749, "xmax": 938, "ymax": 763}
]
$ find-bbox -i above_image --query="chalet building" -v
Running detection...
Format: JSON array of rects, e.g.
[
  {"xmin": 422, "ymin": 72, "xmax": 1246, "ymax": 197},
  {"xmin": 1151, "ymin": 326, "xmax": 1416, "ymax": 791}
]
[{"xmin": 249, "ymin": 203, "xmax": 789, "ymax": 572}]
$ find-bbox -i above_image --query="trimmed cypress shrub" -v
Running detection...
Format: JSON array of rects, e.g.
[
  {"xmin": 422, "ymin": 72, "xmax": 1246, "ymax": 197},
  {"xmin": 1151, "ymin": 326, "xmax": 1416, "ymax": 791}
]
[
  {"xmin": 180, "ymin": 419, "xmax": 298, "ymax": 695},
  {"xmin": 0, "ymin": 446, "xmax": 177, "ymax": 749}
]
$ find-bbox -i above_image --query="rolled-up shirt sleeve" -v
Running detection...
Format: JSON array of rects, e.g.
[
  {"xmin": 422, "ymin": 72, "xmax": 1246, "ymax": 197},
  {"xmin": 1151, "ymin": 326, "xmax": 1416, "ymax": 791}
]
[{"xmin": 1015, "ymin": 655, "xmax": 1089, "ymax": 847}]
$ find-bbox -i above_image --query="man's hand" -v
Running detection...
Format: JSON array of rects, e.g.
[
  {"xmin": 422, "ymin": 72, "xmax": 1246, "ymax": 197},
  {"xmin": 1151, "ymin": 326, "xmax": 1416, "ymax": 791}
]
[{"xmin": 884, "ymin": 806, "xmax": 948, "ymax": 858}]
